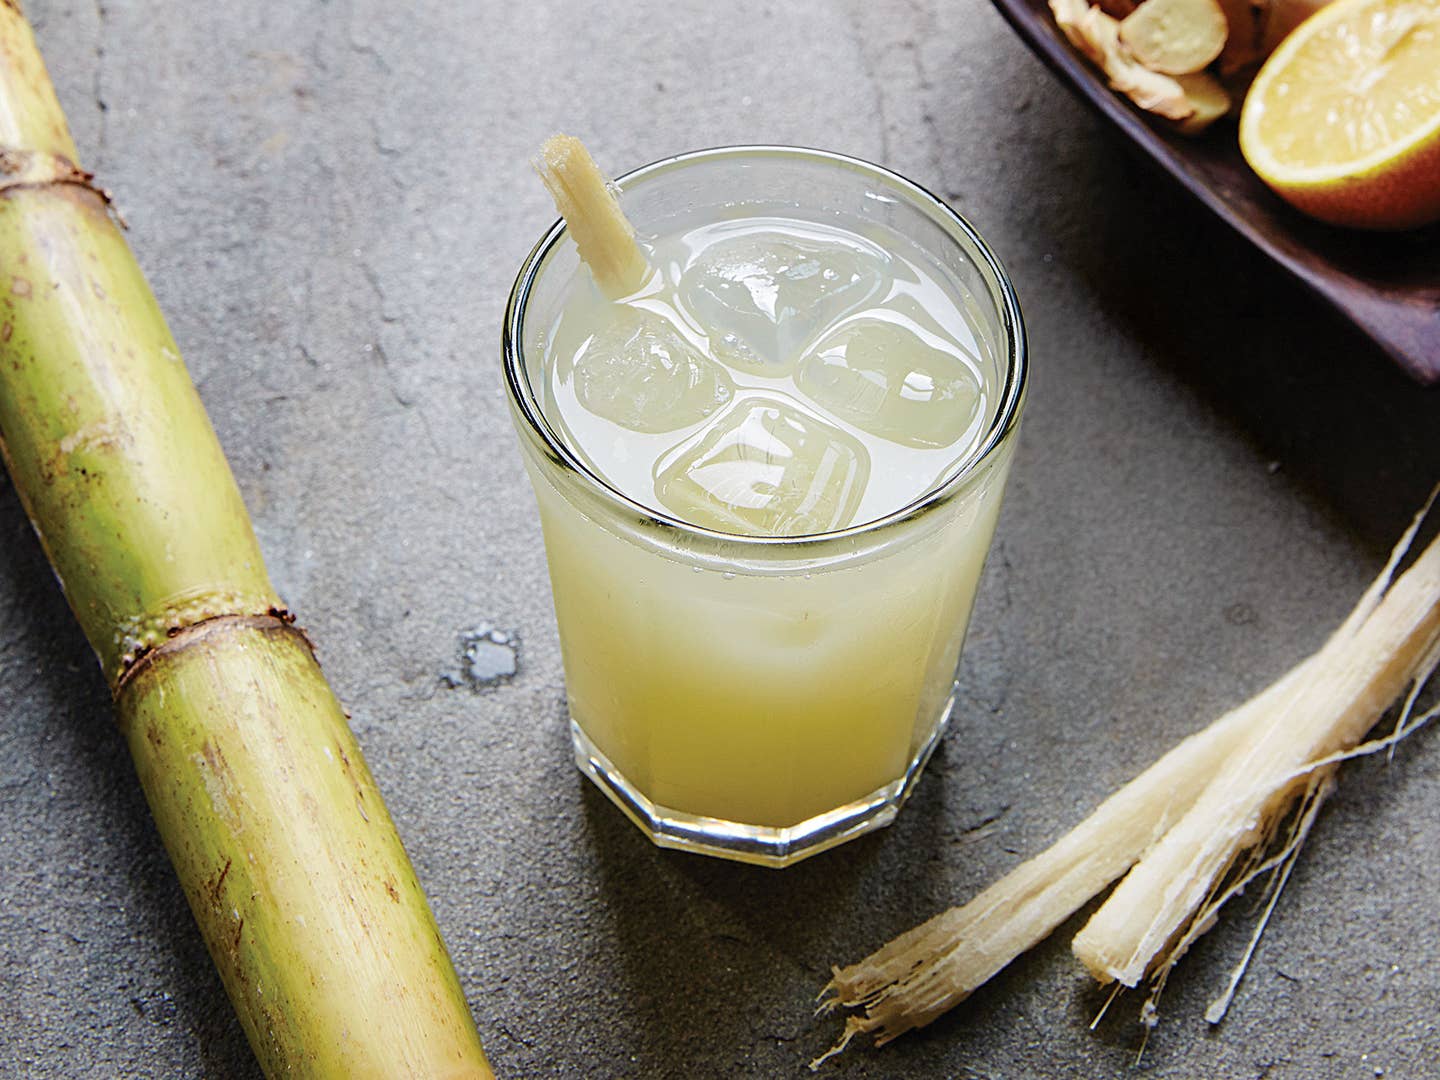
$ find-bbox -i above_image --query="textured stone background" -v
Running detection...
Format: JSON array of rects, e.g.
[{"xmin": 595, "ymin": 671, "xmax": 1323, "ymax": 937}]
[{"xmin": 2, "ymin": 2, "xmax": 1438, "ymax": 1077}]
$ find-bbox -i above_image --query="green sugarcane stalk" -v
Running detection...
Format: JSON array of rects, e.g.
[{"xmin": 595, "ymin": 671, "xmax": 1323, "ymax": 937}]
[{"xmin": 0, "ymin": 7, "xmax": 492, "ymax": 1077}]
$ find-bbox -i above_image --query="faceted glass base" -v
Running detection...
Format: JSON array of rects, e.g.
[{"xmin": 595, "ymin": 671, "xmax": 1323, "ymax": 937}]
[{"xmin": 571, "ymin": 695, "xmax": 954, "ymax": 868}]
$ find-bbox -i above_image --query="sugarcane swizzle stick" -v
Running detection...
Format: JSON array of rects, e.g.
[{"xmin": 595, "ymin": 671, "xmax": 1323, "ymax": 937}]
[
  {"xmin": 0, "ymin": 8, "xmax": 492, "ymax": 1078},
  {"xmin": 534, "ymin": 134, "xmax": 650, "ymax": 297}
]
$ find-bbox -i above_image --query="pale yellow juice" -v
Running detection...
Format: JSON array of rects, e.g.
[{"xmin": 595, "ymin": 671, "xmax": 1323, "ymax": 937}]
[
  {"xmin": 526, "ymin": 209, "xmax": 1014, "ymax": 831},
  {"xmin": 530, "ymin": 464, "xmax": 1008, "ymax": 828}
]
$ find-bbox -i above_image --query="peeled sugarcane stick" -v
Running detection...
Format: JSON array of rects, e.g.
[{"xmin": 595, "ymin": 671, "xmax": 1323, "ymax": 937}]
[
  {"xmin": 1073, "ymin": 525, "xmax": 1440, "ymax": 987},
  {"xmin": 534, "ymin": 134, "xmax": 649, "ymax": 297},
  {"xmin": 813, "ymin": 659, "xmax": 1309, "ymax": 1060},
  {"xmin": 0, "ymin": 9, "xmax": 491, "ymax": 1078},
  {"xmin": 818, "ymin": 505, "xmax": 1440, "ymax": 1062}
]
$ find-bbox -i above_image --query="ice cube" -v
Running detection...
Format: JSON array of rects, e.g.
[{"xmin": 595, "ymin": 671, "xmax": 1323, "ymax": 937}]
[
  {"xmin": 573, "ymin": 309, "xmax": 734, "ymax": 433},
  {"xmin": 680, "ymin": 231, "xmax": 889, "ymax": 373},
  {"xmin": 655, "ymin": 396, "xmax": 870, "ymax": 536},
  {"xmin": 796, "ymin": 316, "xmax": 981, "ymax": 449}
]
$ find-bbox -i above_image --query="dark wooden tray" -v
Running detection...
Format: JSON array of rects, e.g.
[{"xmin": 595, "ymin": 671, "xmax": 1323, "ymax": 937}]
[{"xmin": 989, "ymin": 0, "xmax": 1440, "ymax": 386}]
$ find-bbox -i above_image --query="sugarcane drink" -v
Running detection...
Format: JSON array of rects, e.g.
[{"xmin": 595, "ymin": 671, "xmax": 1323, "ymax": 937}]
[{"xmin": 529, "ymin": 207, "xmax": 1014, "ymax": 832}]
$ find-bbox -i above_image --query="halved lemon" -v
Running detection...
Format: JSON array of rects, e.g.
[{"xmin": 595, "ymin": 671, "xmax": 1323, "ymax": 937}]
[{"xmin": 1239, "ymin": 0, "xmax": 1440, "ymax": 230}]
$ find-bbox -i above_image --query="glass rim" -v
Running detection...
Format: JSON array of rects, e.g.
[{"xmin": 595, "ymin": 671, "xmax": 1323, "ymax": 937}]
[{"xmin": 502, "ymin": 144, "xmax": 1028, "ymax": 550}]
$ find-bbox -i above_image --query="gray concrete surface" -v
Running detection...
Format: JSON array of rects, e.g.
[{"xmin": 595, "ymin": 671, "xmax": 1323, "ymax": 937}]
[{"xmin": 3, "ymin": 1, "xmax": 1439, "ymax": 1077}]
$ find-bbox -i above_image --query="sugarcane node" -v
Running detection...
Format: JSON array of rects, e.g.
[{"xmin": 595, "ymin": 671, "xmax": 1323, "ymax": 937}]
[
  {"xmin": 110, "ymin": 591, "xmax": 286, "ymax": 686},
  {"xmin": 113, "ymin": 612, "xmax": 313, "ymax": 705},
  {"xmin": 279, "ymin": 611, "xmax": 320, "ymax": 655},
  {"xmin": 0, "ymin": 145, "xmax": 118, "ymax": 216}
]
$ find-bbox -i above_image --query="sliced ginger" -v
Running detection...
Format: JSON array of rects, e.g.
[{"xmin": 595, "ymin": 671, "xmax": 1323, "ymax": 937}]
[
  {"xmin": 1175, "ymin": 71, "xmax": 1233, "ymax": 133},
  {"xmin": 1120, "ymin": 0, "xmax": 1230, "ymax": 73},
  {"xmin": 1052, "ymin": 0, "xmax": 1199, "ymax": 121},
  {"xmin": 1051, "ymin": 0, "xmax": 1236, "ymax": 133}
]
